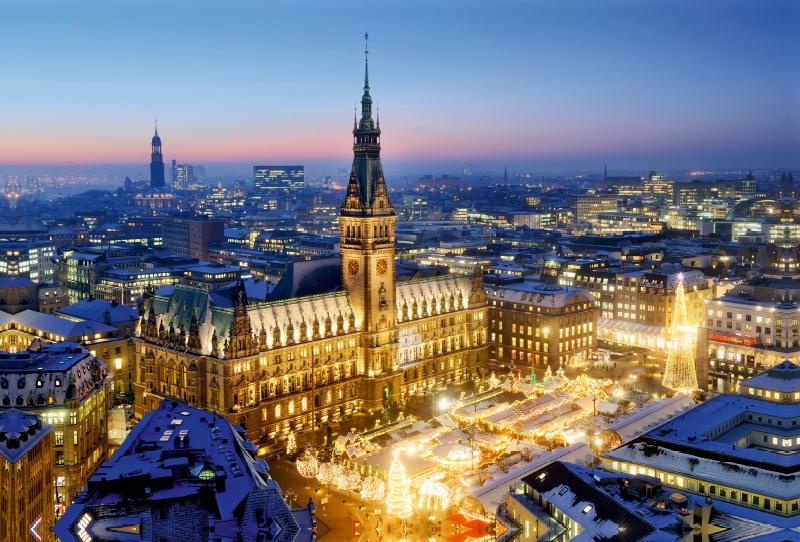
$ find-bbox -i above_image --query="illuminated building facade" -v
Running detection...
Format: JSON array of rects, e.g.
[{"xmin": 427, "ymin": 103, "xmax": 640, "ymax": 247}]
[
  {"xmin": 252, "ymin": 166, "xmax": 305, "ymax": 197},
  {"xmin": 701, "ymin": 273, "xmax": 800, "ymax": 392},
  {"xmin": 0, "ymin": 342, "xmax": 112, "ymax": 522},
  {"xmin": 132, "ymin": 48, "xmax": 489, "ymax": 445},
  {"xmin": 488, "ymin": 282, "xmax": 598, "ymax": 370},
  {"xmin": 0, "ymin": 409, "xmax": 54, "ymax": 542}
]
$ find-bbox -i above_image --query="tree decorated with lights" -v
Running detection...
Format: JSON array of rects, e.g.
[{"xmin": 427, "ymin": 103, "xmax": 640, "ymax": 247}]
[
  {"xmin": 286, "ymin": 431, "xmax": 297, "ymax": 456},
  {"xmin": 361, "ymin": 474, "xmax": 385, "ymax": 507},
  {"xmin": 386, "ymin": 451, "xmax": 413, "ymax": 521},
  {"xmin": 296, "ymin": 447, "xmax": 319, "ymax": 479},
  {"xmin": 662, "ymin": 274, "xmax": 698, "ymax": 392},
  {"xmin": 543, "ymin": 366, "xmax": 553, "ymax": 382}
]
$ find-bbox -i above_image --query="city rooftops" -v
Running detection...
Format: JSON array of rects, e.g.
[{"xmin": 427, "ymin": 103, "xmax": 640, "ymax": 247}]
[
  {"xmin": 487, "ymin": 282, "xmax": 596, "ymax": 308},
  {"xmin": 0, "ymin": 309, "xmax": 117, "ymax": 341},
  {"xmin": 0, "ymin": 278, "xmax": 36, "ymax": 288},
  {"xmin": 0, "ymin": 409, "xmax": 53, "ymax": 463},
  {"xmin": 740, "ymin": 361, "xmax": 800, "ymax": 397},
  {"xmin": 54, "ymin": 401, "xmax": 304, "ymax": 542},
  {"xmin": 55, "ymin": 298, "xmax": 138, "ymax": 324}
]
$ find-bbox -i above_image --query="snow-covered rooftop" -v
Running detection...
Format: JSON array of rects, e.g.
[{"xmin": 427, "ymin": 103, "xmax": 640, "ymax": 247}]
[{"xmin": 53, "ymin": 401, "xmax": 306, "ymax": 542}]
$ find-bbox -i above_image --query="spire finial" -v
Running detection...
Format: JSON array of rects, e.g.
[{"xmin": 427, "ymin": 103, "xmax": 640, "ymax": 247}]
[
  {"xmin": 377, "ymin": 104, "xmax": 380, "ymax": 128},
  {"xmin": 354, "ymin": 103, "xmax": 357, "ymax": 129},
  {"xmin": 364, "ymin": 32, "xmax": 369, "ymax": 90},
  {"xmin": 155, "ymin": 119, "xmax": 158, "ymax": 136}
]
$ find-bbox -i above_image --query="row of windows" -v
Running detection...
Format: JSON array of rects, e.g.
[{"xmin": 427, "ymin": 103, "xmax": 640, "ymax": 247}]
[{"xmin": 612, "ymin": 462, "xmax": 795, "ymax": 513}]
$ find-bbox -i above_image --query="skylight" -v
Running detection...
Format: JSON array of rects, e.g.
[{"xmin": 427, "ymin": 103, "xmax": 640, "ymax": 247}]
[{"xmin": 582, "ymin": 504, "xmax": 594, "ymax": 514}]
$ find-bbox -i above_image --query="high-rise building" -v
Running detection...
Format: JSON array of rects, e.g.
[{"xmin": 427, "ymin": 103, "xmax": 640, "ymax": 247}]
[
  {"xmin": 0, "ymin": 409, "xmax": 54, "ymax": 542},
  {"xmin": 570, "ymin": 193, "xmax": 618, "ymax": 222},
  {"xmin": 0, "ymin": 240, "xmax": 55, "ymax": 282},
  {"xmin": 172, "ymin": 163, "xmax": 195, "ymax": 191},
  {"xmin": 162, "ymin": 217, "xmax": 224, "ymax": 260},
  {"xmin": 252, "ymin": 166, "xmax": 304, "ymax": 196},
  {"xmin": 149, "ymin": 125, "xmax": 165, "ymax": 188}
]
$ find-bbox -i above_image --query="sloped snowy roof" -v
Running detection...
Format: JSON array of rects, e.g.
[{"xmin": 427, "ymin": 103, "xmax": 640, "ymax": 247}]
[{"xmin": 741, "ymin": 360, "xmax": 800, "ymax": 393}]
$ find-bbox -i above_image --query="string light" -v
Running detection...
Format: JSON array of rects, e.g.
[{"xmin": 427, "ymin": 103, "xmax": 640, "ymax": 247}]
[
  {"xmin": 386, "ymin": 451, "xmax": 413, "ymax": 520},
  {"xmin": 662, "ymin": 275, "xmax": 698, "ymax": 393},
  {"xmin": 296, "ymin": 447, "xmax": 319, "ymax": 479}
]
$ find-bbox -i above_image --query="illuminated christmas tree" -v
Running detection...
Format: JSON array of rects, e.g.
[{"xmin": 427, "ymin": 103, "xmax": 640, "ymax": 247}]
[
  {"xmin": 662, "ymin": 274, "xmax": 698, "ymax": 392},
  {"xmin": 543, "ymin": 366, "xmax": 553, "ymax": 382},
  {"xmin": 386, "ymin": 451, "xmax": 413, "ymax": 520},
  {"xmin": 286, "ymin": 431, "xmax": 297, "ymax": 455}
]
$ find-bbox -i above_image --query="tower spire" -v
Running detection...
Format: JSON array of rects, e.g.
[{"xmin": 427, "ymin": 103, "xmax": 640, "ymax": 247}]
[
  {"xmin": 364, "ymin": 32, "xmax": 369, "ymax": 91},
  {"xmin": 154, "ymin": 119, "xmax": 158, "ymax": 136}
]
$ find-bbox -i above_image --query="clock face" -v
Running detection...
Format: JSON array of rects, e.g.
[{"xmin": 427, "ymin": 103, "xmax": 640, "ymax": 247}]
[
  {"xmin": 348, "ymin": 259, "xmax": 360, "ymax": 276},
  {"xmin": 376, "ymin": 258, "xmax": 388, "ymax": 275}
]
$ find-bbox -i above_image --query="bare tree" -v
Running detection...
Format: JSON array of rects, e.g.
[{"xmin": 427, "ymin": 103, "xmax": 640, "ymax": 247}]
[{"xmin": 630, "ymin": 391, "xmax": 650, "ymax": 409}]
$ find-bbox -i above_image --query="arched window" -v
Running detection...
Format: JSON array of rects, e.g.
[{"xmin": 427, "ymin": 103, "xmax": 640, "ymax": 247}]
[
  {"xmin": 301, "ymin": 397, "xmax": 307, "ymax": 411},
  {"xmin": 275, "ymin": 404, "xmax": 281, "ymax": 418},
  {"xmin": 288, "ymin": 400, "xmax": 295, "ymax": 415}
]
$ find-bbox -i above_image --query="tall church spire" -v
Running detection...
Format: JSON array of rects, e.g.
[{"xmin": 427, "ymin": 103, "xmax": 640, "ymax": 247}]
[
  {"xmin": 342, "ymin": 34, "xmax": 392, "ymax": 215},
  {"xmin": 150, "ymin": 122, "xmax": 165, "ymax": 189}
]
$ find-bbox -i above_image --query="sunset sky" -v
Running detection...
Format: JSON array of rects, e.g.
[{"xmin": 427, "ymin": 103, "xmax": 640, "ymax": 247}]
[{"xmin": 0, "ymin": 0, "xmax": 797, "ymax": 175}]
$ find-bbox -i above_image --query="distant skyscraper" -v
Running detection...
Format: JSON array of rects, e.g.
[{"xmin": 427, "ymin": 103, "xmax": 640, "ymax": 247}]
[
  {"xmin": 149, "ymin": 124, "xmax": 165, "ymax": 188},
  {"xmin": 173, "ymin": 164, "xmax": 195, "ymax": 190},
  {"xmin": 463, "ymin": 165, "xmax": 473, "ymax": 176},
  {"xmin": 252, "ymin": 166, "xmax": 304, "ymax": 196},
  {"xmin": 194, "ymin": 164, "xmax": 206, "ymax": 180},
  {"xmin": 504, "ymin": 166, "xmax": 508, "ymax": 183}
]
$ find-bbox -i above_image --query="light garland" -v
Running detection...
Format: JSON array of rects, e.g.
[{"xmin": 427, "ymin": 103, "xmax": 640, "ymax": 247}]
[
  {"xmin": 337, "ymin": 468, "xmax": 362, "ymax": 492},
  {"xmin": 296, "ymin": 447, "xmax": 319, "ymax": 479},
  {"xmin": 662, "ymin": 275, "xmax": 698, "ymax": 392},
  {"xmin": 317, "ymin": 461, "xmax": 342, "ymax": 487},
  {"xmin": 361, "ymin": 475, "xmax": 385, "ymax": 503}
]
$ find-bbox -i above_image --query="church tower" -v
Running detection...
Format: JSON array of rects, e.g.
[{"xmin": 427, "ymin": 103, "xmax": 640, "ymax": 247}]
[
  {"xmin": 150, "ymin": 123, "xmax": 165, "ymax": 188},
  {"xmin": 340, "ymin": 35, "xmax": 398, "ymax": 399}
]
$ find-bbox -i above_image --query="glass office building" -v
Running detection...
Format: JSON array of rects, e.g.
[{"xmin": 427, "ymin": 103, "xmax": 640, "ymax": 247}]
[{"xmin": 252, "ymin": 166, "xmax": 304, "ymax": 196}]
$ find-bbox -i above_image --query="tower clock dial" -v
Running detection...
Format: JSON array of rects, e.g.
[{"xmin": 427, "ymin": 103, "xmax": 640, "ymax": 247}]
[
  {"xmin": 348, "ymin": 259, "xmax": 360, "ymax": 276},
  {"xmin": 376, "ymin": 258, "xmax": 388, "ymax": 275}
]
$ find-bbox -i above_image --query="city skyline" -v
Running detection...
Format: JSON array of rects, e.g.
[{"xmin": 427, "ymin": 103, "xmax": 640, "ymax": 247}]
[{"xmin": 0, "ymin": 0, "xmax": 796, "ymax": 175}]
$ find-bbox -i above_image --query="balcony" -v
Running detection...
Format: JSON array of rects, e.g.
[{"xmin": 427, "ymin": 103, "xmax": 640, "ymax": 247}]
[{"xmin": 708, "ymin": 331, "xmax": 758, "ymax": 347}]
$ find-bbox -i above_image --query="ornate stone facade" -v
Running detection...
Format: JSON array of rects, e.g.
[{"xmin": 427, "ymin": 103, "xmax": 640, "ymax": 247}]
[{"xmin": 131, "ymin": 48, "xmax": 488, "ymax": 445}]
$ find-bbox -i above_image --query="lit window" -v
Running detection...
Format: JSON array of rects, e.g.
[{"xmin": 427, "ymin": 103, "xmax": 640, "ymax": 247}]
[{"xmin": 582, "ymin": 504, "xmax": 594, "ymax": 514}]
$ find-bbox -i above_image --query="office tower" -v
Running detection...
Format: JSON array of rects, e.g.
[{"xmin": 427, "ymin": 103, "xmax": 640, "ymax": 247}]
[
  {"xmin": 162, "ymin": 217, "xmax": 224, "ymax": 260},
  {"xmin": 252, "ymin": 166, "xmax": 304, "ymax": 196},
  {"xmin": 149, "ymin": 125, "xmax": 165, "ymax": 188},
  {"xmin": 194, "ymin": 164, "xmax": 206, "ymax": 180},
  {"xmin": 570, "ymin": 193, "xmax": 619, "ymax": 222},
  {"xmin": 173, "ymin": 163, "xmax": 195, "ymax": 191}
]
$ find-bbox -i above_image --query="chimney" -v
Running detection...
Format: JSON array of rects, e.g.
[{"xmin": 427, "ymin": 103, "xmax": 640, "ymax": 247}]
[{"xmin": 103, "ymin": 310, "xmax": 111, "ymax": 325}]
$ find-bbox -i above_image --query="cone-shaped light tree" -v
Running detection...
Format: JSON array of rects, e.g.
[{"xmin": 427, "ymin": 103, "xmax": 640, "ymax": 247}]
[
  {"xmin": 386, "ymin": 451, "xmax": 413, "ymax": 520},
  {"xmin": 286, "ymin": 431, "xmax": 297, "ymax": 456},
  {"xmin": 662, "ymin": 274, "xmax": 698, "ymax": 393}
]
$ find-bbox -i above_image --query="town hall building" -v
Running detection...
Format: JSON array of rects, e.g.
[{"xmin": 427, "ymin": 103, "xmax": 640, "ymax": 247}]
[{"xmin": 132, "ymin": 49, "xmax": 489, "ymax": 445}]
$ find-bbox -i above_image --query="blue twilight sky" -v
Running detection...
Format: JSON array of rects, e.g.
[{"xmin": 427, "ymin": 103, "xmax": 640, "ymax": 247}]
[{"xmin": 0, "ymin": 0, "xmax": 797, "ymax": 177}]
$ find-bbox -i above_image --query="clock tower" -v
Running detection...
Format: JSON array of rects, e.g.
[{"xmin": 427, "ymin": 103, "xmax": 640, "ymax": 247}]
[{"xmin": 340, "ymin": 37, "xmax": 399, "ymax": 408}]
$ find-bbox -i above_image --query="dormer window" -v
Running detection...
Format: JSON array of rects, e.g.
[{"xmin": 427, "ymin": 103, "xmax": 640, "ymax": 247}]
[
  {"xmin": 36, "ymin": 380, "xmax": 43, "ymax": 388},
  {"xmin": 54, "ymin": 378, "xmax": 61, "ymax": 387},
  {"xmin": 17, "ymin": 379, "xmax": 25, "ymax": 389}
]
